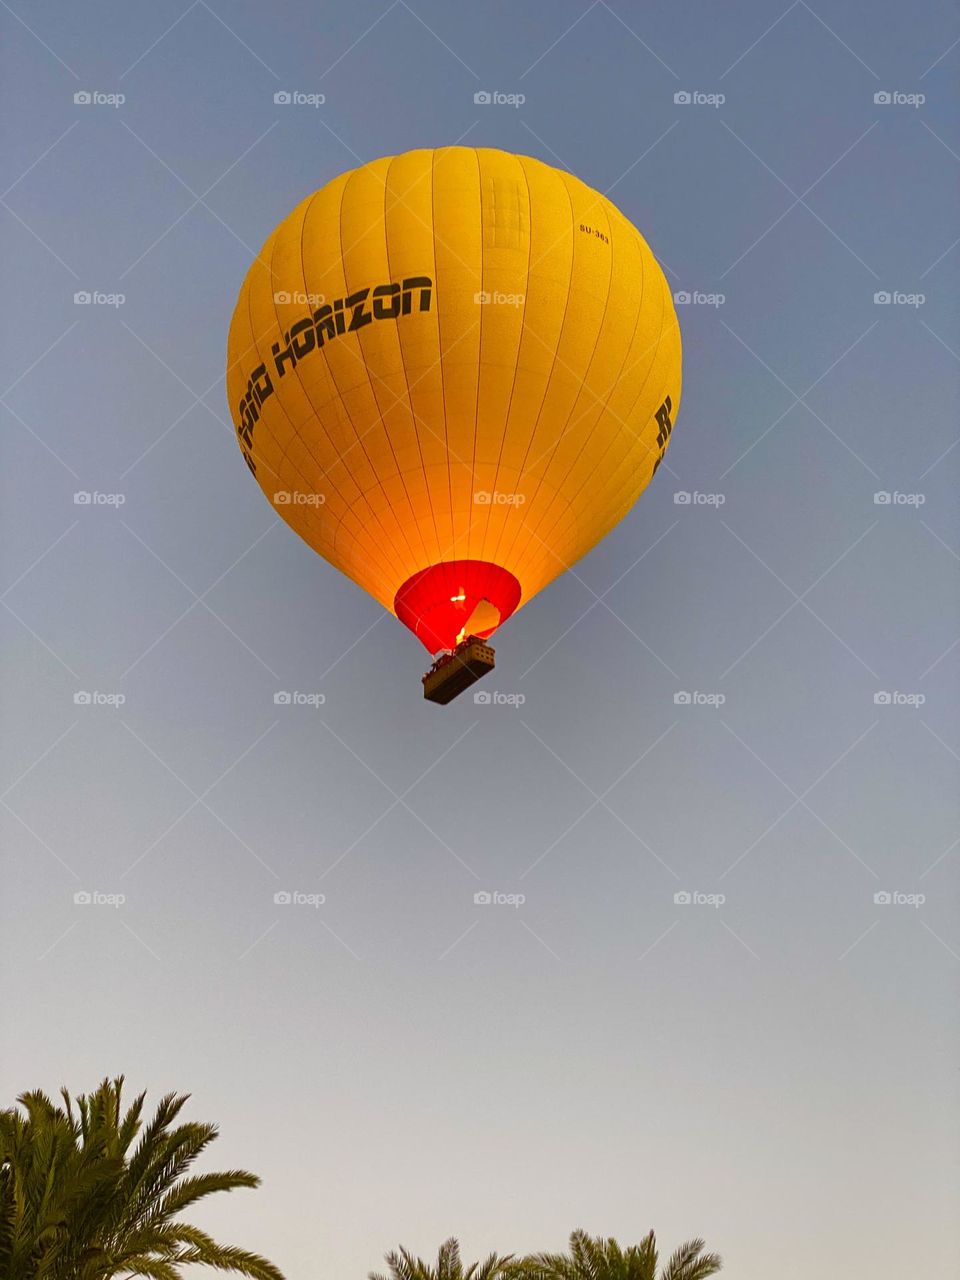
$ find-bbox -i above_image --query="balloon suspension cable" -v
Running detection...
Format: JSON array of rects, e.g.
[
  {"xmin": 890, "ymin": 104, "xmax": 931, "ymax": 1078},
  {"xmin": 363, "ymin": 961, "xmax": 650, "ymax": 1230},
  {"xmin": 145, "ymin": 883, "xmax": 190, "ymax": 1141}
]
[{"xmin": 421, "ymin": 635, "xmax": 496, "ymax": 706}]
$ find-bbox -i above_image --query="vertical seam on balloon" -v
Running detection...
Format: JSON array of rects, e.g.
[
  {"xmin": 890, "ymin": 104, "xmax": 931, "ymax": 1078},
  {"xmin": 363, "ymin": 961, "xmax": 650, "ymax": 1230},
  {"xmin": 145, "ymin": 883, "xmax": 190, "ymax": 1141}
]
[
  {"xmin": 533, "ymin": 217, "xmax": 651, "ymax": 556},
  {"xmin": 310, "ymin": 161, "xmax": 468, "ymax": 593},
  {"xmin": 470, "ymin": 146, "xmax": 484, "ymax": 568},
  {"xmin": 494, "ymin": 167, "xmax": 606, "ymax": 583},
  {"xmin": 332, "ymin": 163, "xmax": 427, "ymax": 581},
  {"xmin": 267, "ymin": 185, "xmax": 406, "ymax": 593},
  {"xmin": 344, "ymin": 155, "xmax": 433, "ymax": 575},
  {"xmin": 551, "ymin": 259, "xmax": 673, "ymax": 548},
  {"xmin": 415, "ymin": 151, "xmax": 450, "ymax": 577},
  {"xmin": 281, "ymin": 199, "xmax": 369, "ymax": 530},
  {"xmin": 486, "ymin": 150, "xmax": 534, "ymax": 590},
  {"xmin": 381, "ymin": 150, "xmax": 444, "ymax": 578},
  {"xmin": 515, "ymin": 173, "xmax": 617, "ymax": 567},
  {"xmin": 277, "ymin": 173, "xmax": 409, "ymax": 589},
  {"xmin": 583, "ymin": 271, "xmax": 676, "ymax": 522},
  {"xmin": 485, "ymin": 154, "xmax": 575, "ymax": 577},
  {"xmin": 264, "ymin": 192, "xmax": 402, "ymax": 591},
  {"xmin": 240, "ymin": 235, "xmax": 352, "ymax": 577},
  {"xmin": 507, "ymin": 212, "xmax": 671, "ymax": 592},
  {"xmin": 547, "ymin": 329, "xmax": 670, "ymax": 569},
  {"xmin": 430, "ymin": 146, "xmax": 455, "ymax": 569},
  {"xmin": 276, "ymin": 172, "xmax": 411, "ymax": 586},
  {"xmin": 256, "ymin": 199, "xmax": 362, "ymax": 558}
]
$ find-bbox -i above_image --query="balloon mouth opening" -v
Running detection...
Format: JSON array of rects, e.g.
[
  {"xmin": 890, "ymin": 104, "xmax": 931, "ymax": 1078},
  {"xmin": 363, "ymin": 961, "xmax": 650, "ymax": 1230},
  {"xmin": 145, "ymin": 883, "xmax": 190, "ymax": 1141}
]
[{"xmin": 394, "ymin": 561, "xmax": 522, "ymax": 654}]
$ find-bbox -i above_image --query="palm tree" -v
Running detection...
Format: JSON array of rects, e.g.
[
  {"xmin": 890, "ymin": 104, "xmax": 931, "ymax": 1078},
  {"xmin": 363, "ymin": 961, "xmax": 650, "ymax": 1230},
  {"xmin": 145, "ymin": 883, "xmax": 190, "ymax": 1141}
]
[
  {"xmin": 0, "ymin": 1075, "xmax": 284, "ymax": 1279},
  {"xmin": 370, "ymin": 1236, "xmax": 516, "ymax": 1280},
  {"xmin": 518, "ymin": 1229, "xmax": 721, "ymax": 1280}
]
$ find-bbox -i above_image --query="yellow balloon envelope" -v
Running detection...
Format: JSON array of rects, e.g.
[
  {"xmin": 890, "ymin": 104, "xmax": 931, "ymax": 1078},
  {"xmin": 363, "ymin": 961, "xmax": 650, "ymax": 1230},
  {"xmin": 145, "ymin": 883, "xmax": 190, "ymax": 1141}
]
[{"xmin": 227, "ymin": 146, "xmax": 680, "ymax": 670}]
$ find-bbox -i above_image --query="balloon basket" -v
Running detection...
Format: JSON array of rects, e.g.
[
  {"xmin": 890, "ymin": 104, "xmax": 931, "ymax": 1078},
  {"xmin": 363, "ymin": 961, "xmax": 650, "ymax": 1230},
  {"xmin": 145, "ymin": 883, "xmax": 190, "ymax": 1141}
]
[{"xmin": 422, "ymin": 635, "xmax": 496, "ymax": 706}]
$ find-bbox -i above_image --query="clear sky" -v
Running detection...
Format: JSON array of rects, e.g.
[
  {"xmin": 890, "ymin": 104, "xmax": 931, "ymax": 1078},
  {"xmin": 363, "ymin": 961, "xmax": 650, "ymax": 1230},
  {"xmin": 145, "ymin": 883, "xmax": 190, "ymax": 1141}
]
[{"xmin": 1, "ymin": 2, "xmax": 958, "ymax": 1277}]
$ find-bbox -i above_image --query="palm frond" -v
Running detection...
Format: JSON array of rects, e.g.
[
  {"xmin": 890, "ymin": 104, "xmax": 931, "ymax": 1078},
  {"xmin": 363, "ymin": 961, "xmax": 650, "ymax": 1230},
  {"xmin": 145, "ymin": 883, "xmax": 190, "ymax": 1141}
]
[
  {"xmin": 659, "ymin": 1238, "xmax": 722, "ymax": 1280},
  {"xmin": 1, "ymin": 1078, "xmax": 283, "ymax": 1279}
]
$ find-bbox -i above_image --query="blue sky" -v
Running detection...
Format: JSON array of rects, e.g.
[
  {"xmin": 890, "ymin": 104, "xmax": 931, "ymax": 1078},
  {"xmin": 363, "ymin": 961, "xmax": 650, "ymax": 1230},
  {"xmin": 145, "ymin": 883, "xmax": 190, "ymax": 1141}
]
[{"xmin": 1, "ymin": 2, "xmax": 958, "ymax": 1277}]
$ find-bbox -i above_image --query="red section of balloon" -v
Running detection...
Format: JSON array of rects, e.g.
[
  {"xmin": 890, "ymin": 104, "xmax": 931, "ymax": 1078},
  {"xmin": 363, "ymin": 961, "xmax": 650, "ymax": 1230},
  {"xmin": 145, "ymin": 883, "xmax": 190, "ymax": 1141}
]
[{"xmin": 394, "ymin": 561, "xmax": 522, "ymax": 653}]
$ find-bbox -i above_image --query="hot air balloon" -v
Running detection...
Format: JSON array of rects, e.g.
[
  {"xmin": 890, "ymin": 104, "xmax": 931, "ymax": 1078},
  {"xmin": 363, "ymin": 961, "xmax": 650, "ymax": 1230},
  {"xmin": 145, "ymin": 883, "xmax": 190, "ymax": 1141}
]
[{"xmin": 227, "ymin": 146, "xmax": 680, "ymax": 703}]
